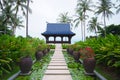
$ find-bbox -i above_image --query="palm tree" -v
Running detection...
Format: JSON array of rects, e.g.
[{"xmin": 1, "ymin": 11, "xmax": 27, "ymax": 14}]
[
  {"xmin": 76, "ymin": 0, "xmax": 93, "ymax": 41},
  {"xmin": 26, "ymin": 0, "xmax": 30, "ymax": 37},
  {"xmin": 87, "ymin": 17, "xmax": 102, "ymax": 37},
  {"xmin": 95, "ymin": 0, "xmax": 114, "ymax": 37},
  {"xmin": 12, "ymin": 0, "xmax": 32, "ymax": 37},
  {"xmin": 116, "ymin": 0, "xmax": 120, "ymax": 14},
  {"xmin": 0, "ymin": 0, "xmax": 30, "ymax": 35},
  {"xmin": 74, "ymin": 10, "xmax": 84, "ymax": 41},
  {"xmin": 57, "ymin": 12, "xmax": 72, "ymax": 23},
  {"xmin": 57, "ymin": 12, "xmax": 73, "ymax": 28},
  {"xmin": 57, "ymin": 12, "xmax": 73, "ymax": 41}
]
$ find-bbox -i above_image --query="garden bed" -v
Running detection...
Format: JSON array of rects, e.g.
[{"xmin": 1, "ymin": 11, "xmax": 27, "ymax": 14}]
[
  {"xmin": 63, "ymin": 52, "xmax": 99, "ymax": 80},
  {"xmin": 8, "ymin": 51, "xmax": 53, "ymax": 80},
  {"xmin": 95, "ymin": 64, "xmax": 120, "ymax": 80}
]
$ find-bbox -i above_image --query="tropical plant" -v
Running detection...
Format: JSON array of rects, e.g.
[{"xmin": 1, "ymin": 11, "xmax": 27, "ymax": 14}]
[
  {"xmin": 57, "ymin": 12, "xmax": 73, "ymax": 29},
  {"xmin": 0, "ymin": 0, "xmax": 32, "ymax": 36},
  {"xmin": 74, "ymin": 34, "xmax": 120, "ymax": 74},
  {"xmin": 57, "ymin": 12, "xmax": 73, "ymax": 41},
  {"xmin": 76, "ymin": 0, "xmax": 93, "ymax": 41},
  {"xmin": 0, "ymin": 35, "xmax": 47, "ymax": 77},
  {"xmin": 26, "ymin": 0, "xmax": 32, "ymax": 37},
  {"xmin": 116, "ymin": 0, "xmax": 120, "ymax": 14},
  {"xmin": 95, "ymin": 0, "xmax": 114, "ymax": 37},
  {"xmin": 98, "ymin": 24, "xmax": 120, "ymax": 36},
  {"xmin": 57, "ymin": 12, "xmax": 72, "ymax": 23},
  {"xmin": 80, "ymin": 47, "xmax": 95, "ymax": 59},
  {"xmin": 74, "ymin": 10, "xmax": 84, "ymax": 41},
  {"xmin": 87, "ymin": 17, "xmax": 102, "ymax": 37}
]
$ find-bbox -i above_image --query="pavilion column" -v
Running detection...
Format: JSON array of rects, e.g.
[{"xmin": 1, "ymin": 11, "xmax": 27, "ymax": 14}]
[
  {"xmin": 46, "ymin": 36, "xmax": 49, "ymax": 43},
  {"xmin": 68, "ymin": 36, "xmax": 72, "ymax": 44},
  {"xmin": 61, "ymin": 36, "xmax": 63, "ymax": 44},
  {"xmin": 54, "ymin": 36, "xmax": 56, "ymax": 44}
]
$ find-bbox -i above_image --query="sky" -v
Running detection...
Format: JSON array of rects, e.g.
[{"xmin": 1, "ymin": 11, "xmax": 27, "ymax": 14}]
[{"xmin": 16, "ymin": 0, "xmax": 120, "ymax": 43}]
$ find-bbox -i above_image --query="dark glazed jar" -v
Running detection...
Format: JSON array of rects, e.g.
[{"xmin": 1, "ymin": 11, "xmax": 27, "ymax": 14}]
[
  {"xmin": 35, "ymin": 51, "xmax": 43, "ymax": 60},
  {"xmin": 19, "ymin": 56, "xmax": 33, "ymax": 73},
  {"xmin": 83, "ymin": 58, "xmax": 96, "ymax": 74}
]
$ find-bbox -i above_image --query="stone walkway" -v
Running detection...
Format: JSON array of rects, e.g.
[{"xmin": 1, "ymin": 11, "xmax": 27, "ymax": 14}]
[{"xmin": 42, "ymin": 44, "xmax": 72, "ymax": 80}]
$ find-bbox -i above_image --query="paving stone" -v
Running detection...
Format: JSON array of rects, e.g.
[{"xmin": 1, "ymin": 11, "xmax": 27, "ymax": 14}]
[
  {"xmin": 49, "ymin": 63, "xmax": 67, "ymax": 66},
  {"xmin": 42, "ymin": 75, "xmax": 72, "ymax": 80},
  {"xmin": 44, "ymin": 70, "xmax": 70, "ymax": 75},
  {"xmin": 51, "ymin": 59, "xmax": 65, "ymax": 61},
  {"xmin": 47, "ymin": 66, "xmax": 68, "ymax": 70},
  {"xmin": 42, "ymin": 44, "xmax": 72, "ymax": 80},
  {"xmin": 50, "ymin": 61, "xmax": 66, "ymax": 63}
]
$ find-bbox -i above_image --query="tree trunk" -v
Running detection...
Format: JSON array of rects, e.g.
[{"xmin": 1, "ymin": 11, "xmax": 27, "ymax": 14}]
[
  {"xmin": 81, "ymin": 21, "xmax": 83, "ymax": 41},
  {"xmin": 104, "ymin": 11, "xmax": 106, "ymax": 37},
  {"xmin": 83, "ymin": 12, "xmax": 86, "ymax": 41},
  {"xmin": 26, "ymin": 0, "xmax": 29, "ymax": 37},
  {"xmin": 95, "ymin": 27, "xmax": 97, "ymax": 39}
]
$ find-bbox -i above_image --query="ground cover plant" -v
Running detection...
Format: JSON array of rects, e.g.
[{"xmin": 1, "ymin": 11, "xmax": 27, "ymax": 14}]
[
  {"xmin": 15, "ymin": 51, "xmax": 53, "ymax": 80},
  {"xmin": 0, "ymin": 35, "xmax": 48, "ymax": 79},
  {"xmin": 74, "ymin": 34, "xmax": 120, "ymax": 80},
  {"xmin": 63, "ymin": 52, "xmax": 98, "ymax": 80}
]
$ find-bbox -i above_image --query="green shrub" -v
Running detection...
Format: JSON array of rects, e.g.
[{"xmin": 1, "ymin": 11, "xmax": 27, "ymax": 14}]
[
  {"xmin": 0, "ymin": 35, "xmax": 47, "ymax": 77},
  {"xmin": 74, "ymin": 34, "xmax": 120, "ymax": 73}
]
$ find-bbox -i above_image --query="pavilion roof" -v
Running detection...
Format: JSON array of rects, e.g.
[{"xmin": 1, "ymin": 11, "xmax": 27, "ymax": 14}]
[{"xmin": 42, "ymin": 23, "xmax": 75, "ymax": 36}]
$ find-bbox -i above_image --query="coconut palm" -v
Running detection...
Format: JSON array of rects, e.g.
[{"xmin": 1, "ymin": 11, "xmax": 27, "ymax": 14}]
[
  {"xmin": 0, "ymin": 0, "xmax": 13, "ymax": 34},
  {"xmin": 57, "ymin": 12, "xmax": 72, "ymax": 23},
  {"xmin": 76, "ymin": 0, "xmax": 93, "ymax": 41},
  {"xmin": 74, "ymin": 10, "xmax": 84, "ymax": 41},
  {"xmin": 57, "ymin": 12, "xmax": 73, "ymax": 41},
  {"xmin": 87, "ymin": 17, "xmax": 102, "ymax": 37},
  {"xmin": 12, "ymin": 0, "xmax": 32, "ymax": 36},
  {"xmin": 95, "ymin": 0, "xmax": 114, "ymax": 37},
  {"xmin": 116, "ymin": 0, "xmax": 120, "ymax": 14},
  {"xmin": 26, "ymin": 0, "xmax": 29, "ymax": 37},
  {"xmin": 0, "ymin": 0, "xmax": 31, "ymax": 35},
  {"xmin": 57, "ymin": 12, "xmax": 73, "ymax": 28}
]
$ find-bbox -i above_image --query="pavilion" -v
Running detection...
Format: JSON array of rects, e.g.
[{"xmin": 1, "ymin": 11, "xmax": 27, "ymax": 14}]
[{"xmin": 41, "ymin": 23, "xmax": 75, "ymax": 44}]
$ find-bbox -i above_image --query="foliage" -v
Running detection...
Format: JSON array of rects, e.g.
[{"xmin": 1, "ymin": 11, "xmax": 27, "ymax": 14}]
[
  {"xmin": 87, "ymin": 17, "xmax": 102, "ymax": 37},
  {"xmin": 62, "ymin": 44, "xmax": 69, "ymax": 49},
  {"xmin": 76, "ymin": 0, "xmax": 93, "ymax": 41},
  {"xmin": 63, "ymin": 52, "xmax": 97, "ymax": 80},
  {"xmin": 80, "ymin": 47, "xmax": 95, "ymax": 59},
  {"xmin": 57, "ymin": 12, "xmax": 72, "ymax": 24},
  {"xmin": 74, "ymin": 34, "xmax": 120, "ymax": 74},
  {"xmin": 0, "ymin": 35, "xmax": 47, "ymax": 77},
  {"xmin": 15, "ymin": 51, "xmax": 53, "ymax": 80},
  {"xmin": 67, "ymin": 44, "xmax": 82, "ymax": 51},
  {"xmin": 95, "ymin": 0, "xmax": 114, "ymax": 37},
  {"xmin": 99, "ymin": 24, "xmax": 120, "ymax": 36},
  {"xmin": 0, "ymin": 0, "xmax": 32, "ymax": 35},
  {"xmin": 48, "ymin": 44, "xmax": 55, "ymax": 49}
]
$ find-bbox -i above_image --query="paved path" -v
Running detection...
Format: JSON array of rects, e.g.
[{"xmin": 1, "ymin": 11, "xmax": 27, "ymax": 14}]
[{"xmin": 42, "ymin": 44, "xmax": 72, "ymax": 80}]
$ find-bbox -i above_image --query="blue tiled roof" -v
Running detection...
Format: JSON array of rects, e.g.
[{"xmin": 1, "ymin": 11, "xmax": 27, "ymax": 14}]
[{"xmin": 42, "ymin": 23, "xmax": 75, "ymax": 35}]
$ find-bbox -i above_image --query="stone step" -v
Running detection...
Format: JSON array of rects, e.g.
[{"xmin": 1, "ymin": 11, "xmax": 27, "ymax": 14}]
[
  {"xmin": 52, "ymin": 57, "xmax": 64, "ymax": 59},
  {"xmin": 42, "ymin": 75, "xmax": 72, "ymax": 80},
  {"xmin": 51, "ymin": 58, "xmax": 65, "ymax": 60},
  {"xmin": 49, "ymin": 63, "xmax": 67, "ymax": 66},
  {"xmin": 47, "ymin": 66, "xmax": 68, "ymax": 70},
  {"xmin": 42, "ymin": 44, "xmax": 72, "ymax": 80},
  {"xmin": 50, "ymin": 61, "xmax": 66, "ymax": 63},
  {"xmin": 44, "ymin": 70, "xmax": 70, "ymax": 75}
]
